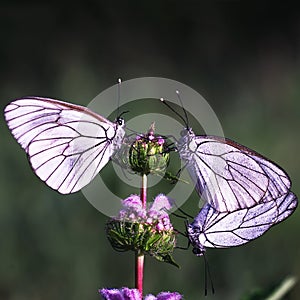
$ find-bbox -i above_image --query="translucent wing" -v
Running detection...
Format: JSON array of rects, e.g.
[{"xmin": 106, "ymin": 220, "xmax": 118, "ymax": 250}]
[
  {"xmin": 178, "ymin": 131, "xmax": 292, "ymax": 212},
  {"xmin": 188, "ymin": 192, "xmax": 297, "ymax": 255},
  {"xmin": 4, "ymin": 97, "xmax": 125, "ymax": 194}
]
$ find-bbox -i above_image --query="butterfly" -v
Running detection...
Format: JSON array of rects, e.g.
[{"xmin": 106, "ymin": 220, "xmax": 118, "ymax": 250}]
[
  {"xmin": 177, "ymin": 132, "xmax": 293, "ymax": 212},
  {"xmin": 4, "ymin": 97, "xmax": 126, "ymax": 194},
  {"xmin": 187, "ymin": 191, "xmax": 297, "ymax": 255},
  {"xmin": 160, "ymin": 94, "xmax": 294, "ymax": 213}
]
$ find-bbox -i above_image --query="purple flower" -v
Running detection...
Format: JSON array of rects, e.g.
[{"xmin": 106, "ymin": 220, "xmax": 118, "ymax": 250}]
[
  {"xmin": 119, "ymin": 194, "xmax": 174, "ymax": 227},
  {"xmin": 156, "ymin": 222, "xmax": 165, "ymax": 231},
  {"xmin": 156, "ymin": 216, "xmax": 173, "ymax": 232},
  {"xmin": 118, "ymin": 195, "xmax": 147, "ymax": 220},
  {"xmin": 157, "ymin": 137, "xmax": 165, "ymax": 145},
  {"xmin": 146, "ymin": 217, "xmax": 153, "ymax": 224},
  {"xmin": 99, "ymin": 287, "xmax": 141, "ymax": 300},
  {"xmin": 122, "ymin": 195, "xmax": 143, "ymax": 210},
  {"xmin": 99, "ymin": 288, "xmax": 125, "ymax": 300},
  {"xmin": 148, "ymin": 134, "xmax": 155, "ymax": 141},
  {"xmin": 123, "ymin": 288, "xmax": 142, "ymax": 300},
  {"xmin": 147, "ymin": 195, "xmax": 174, "ymax": 231},
  {"xmin": 107, "ymin": 192, "xmax": 178, "ymax": 266},
  {"xmin": 149, "ymin": 194, "xmax": 173, "ymax": 212},
  {"xmin": 99, "ymin": 288, "xmax": 182, "ymax": 300},
  {"xmin": 118, "ymin": 194, "xmax": 173, "ymax": 225},
  {"xmin": 155, "ymin": 292, "xmax": 182, "ymax": 300}
]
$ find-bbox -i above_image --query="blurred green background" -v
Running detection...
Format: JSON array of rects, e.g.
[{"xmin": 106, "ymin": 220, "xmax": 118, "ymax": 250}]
[{"xmin": 1, "ymin": 2, "xmax": 300, "ymax": 299}]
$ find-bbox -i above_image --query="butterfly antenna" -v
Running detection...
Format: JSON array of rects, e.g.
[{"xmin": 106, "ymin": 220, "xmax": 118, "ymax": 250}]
[
  {"xmin": 203, "ymin": 253, "xmax": 215, "ymax": 295},
  {"xmin": 117, "ymin": 78, "xmax": 122, "ymax": 118},
  {"xmin": 118, "ymin": 110, "xmax": 129, "ymax": 118},
  {"xmin": 171, "ymin": 211, "xmax": 189, "ymax": 220},
  {"xmin": 126, "ymin": 127, "xmax": 143, "ymax": 137},
  {"xmin": 175, "ymin": 206, "xmax": 194, "ymax": 219},
  {"xmin": 175, "ymin": 90, "xmax": 190, "ymax": 129},
  {"xmin": 160, "ymin": 97, "xmax": 188, "ymax": 128}
]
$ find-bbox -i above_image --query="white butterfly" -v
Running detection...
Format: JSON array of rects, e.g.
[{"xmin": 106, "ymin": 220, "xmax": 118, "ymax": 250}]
[
  {"xmin": 178, "ymin": 130, "xmax": 293, "ymax": 212},
  {"xmin": 187, "ymin": 191, "xmax": 297, "ymax": 256},
  {"xmin": 4, "ymin": 97, "xmax": 126, "ymax": 194},
  {"xmin": 160, "ymin": 96, "xmax": 294, "ymax": 213}
]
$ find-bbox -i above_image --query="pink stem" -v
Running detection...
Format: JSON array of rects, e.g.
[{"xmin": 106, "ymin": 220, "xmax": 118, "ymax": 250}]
[
  {"xmin": 135, "ymin": 174, "xmax": 147, "ymax": 296},
  {"xmin": 135, "ymin": 252, "xmax": 144, "ymax": 296}
]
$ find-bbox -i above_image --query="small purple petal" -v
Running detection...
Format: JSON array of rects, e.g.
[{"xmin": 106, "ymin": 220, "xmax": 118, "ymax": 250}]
[
  {"xmin": 99, "ymin": 288, "xmax": 124, "ymax": 300},
  {"xmin": 144, "ymin": 295, "xmax": 156, "ymax": 300},
  {"xmin": 156, "ymin": 292, "xmax": 183, "ymax": 300},
  {"xmin": 162, "ymin": 216, "xmax": 170, "ymax": 225},
  {"xmin": 118, "ymin": 210, "xmax": 127, "ymax": 218},
  {"xmin": 146, "ymin": 217, "xmax": 153, "ymax": 224},
  {"xmin": 164, "ymin": 216, "xmax": 172, "ymax": 228},
  {"xmin": 119, "ymin": 194, "xmax": 150, "ymax": 221},
  {"xmin": 128, "ymin": 213, "xmax": 137, "ymax": 220},
  {"xmin": 165, "ymin": 224, "xmax": 173, "ymax": 230},
  {"xmin": 122, "ymin": 195, "xmax": 142, "ymax": 209},
  {"xmin": 156, "ymin": 222, "xmax": 164, "ymax": 231},
  {"xmin": 147, "ymin": 210, "xmax": 159, "ymax": 219},
  {"xmin": 122, "ymin": 287, "xmax": 141, "ymax": 300},
  {"xmin": 157, "ymin": 138, "xmax": 165, "ymax": 145},
  {"xmin": 137, "ymin": 210, "xmax": 147, "ymax": 219},
  {"xmin": 99, "ymin": 288, "xmax": 142, "ymax": 300},
  {"xmin": 99, "ymin": 289, "xmax": 182, "ymax": 300},
  {"xmin": 148, "ymin": 134, "xmax": 155, "ymax": 141}
]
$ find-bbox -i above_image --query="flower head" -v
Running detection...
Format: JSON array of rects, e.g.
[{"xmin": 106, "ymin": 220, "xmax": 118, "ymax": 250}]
[
  {"xmin": 120, "ymin": 195, "xmax": 147, "ymax": 220},
  {"xmin": 149, "ymin": 194, "xmax": 174, "ymax": 213},
  {"xmin": 99, "ymin": 287, "xmax": 141, "ymax": 300},
  {"xmin": 128, "ymin": 126, "xmax": 171, "ymax": 176},
  {"xmin": 106, "ymin": 194, "xmax": 178, "ymax": 267},
  {"xmin": 99, "ymin": 288, "xmax": 183, "ymax": 300},
  {"xmin": 149, "ymin": 292, "xmax": 183, "ymax": 300},
  {"xmin": 115, "ymin": 194, "xmax": 174, "ymax": 231}
]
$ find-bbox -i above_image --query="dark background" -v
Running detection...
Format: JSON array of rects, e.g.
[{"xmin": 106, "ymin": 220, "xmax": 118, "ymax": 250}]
[{"xmin": 1, "ymin": 2, "xmax": 300, "ymax": 299}]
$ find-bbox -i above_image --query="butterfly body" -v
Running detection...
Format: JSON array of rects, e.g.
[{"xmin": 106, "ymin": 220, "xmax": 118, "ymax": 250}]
[
  {"xmin": 4, "ymin": 97, "xmax": 126, "ymax": 194},
  {"xmin": 178, "ymin": 128, "xmax": 292, "ymax": 212}
]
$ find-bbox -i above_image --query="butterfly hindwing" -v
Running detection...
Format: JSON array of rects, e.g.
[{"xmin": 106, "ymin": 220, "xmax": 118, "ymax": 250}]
[{"xmin": 188, "ymin": 192, "xmax": 297, "ymax": 254}]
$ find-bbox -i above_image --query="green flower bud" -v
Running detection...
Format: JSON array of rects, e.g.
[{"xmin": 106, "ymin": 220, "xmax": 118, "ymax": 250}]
[
  {"xmin": 105, "ymin": 194, "xmax": 179, "ymax": 267},
  {"xmin": 106, "ymin": 219, "xmax": 178, "ymax": 267},
  {"xmin": 128, "ymin": 125, "xmax": 170, "ymax": 176}
]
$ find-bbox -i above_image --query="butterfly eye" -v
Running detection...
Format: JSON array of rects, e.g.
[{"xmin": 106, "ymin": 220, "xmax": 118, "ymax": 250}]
[
  {"xmin": 180, "ymin": 129, "xmax": 189, "ymax": 137},
  {"xmin": 192, "ymin": 247, "xmax": 204, "ymax": 256},
  {"xmin": 117, "ymin": 117, "xmax": 125, "ymax": 127}
]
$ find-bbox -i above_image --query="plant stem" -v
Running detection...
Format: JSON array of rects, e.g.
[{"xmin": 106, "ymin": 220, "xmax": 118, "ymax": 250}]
[
  {"xmin": 141, "ymin": 174, "xmax": 147, "ymax": 209},
  {"xmin": 135, "ymin": 252, "xmax": 144, "ymax": 296},
  {"xmin": 135, "ymin": 174, "xmax": 147, "ymax": 296}
]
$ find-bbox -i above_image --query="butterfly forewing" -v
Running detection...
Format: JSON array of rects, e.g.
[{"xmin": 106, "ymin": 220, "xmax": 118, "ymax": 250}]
[
  {"xmin": 4, "ymin": 97, "xmax": 125, "ymax": 194},
  {"xmin": 188, "ymin": 192, "xmax": 297, "ymax": 253},
  {"xmin": 179, "ymin": 133, "xmax": 292, "ymax": 212}
]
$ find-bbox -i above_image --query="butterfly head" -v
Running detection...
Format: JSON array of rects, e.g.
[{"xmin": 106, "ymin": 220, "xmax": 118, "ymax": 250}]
[
  {"xmin": 178, "ymin": 128, "xmax": 195, "ymax": 150},
  {"xmin": 116, "ymin": 110, "xmax": 129, "ymax": 128},
  {"xmin": 116, "ymin": 117, "xmax": 125, "ymax": 128},
  {"xmin": 188, "ymin": 223, "xmax": 206, "ymax": 256},
  {"xmin": 180, "ymin": 127, "xmax": 194, "ymax": 137},
  {"xmin": 192, "ymin": 247, "xmax": 206, "ymax": 256}
]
